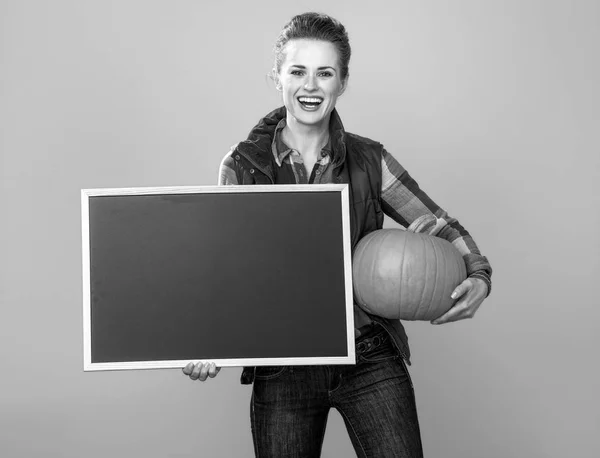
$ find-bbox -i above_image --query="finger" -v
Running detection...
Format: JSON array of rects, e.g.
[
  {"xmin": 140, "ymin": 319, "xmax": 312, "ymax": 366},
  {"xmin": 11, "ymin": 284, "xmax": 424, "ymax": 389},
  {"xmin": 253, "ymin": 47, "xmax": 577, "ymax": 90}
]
[
  {"xmin": 431, "ymin": 301, "xmax": 469, "ymax": 325},
  {"xmin": 199, "ymin": 362, "xmax": 210, "ymax": 381},
  {"xmin": 451, "ymin": 279, "xmax": 472, "ymax": 300},
  {"xmin": 208, "ymin": 362, "xmax": 219, "ymax": 378},
  {"xmin": 190, "ymin": 362, "xmax": 204, "ymax": 380},
  {"xmin": 182, "ymin": 362, "xmax": 195, "ymax": 375}
]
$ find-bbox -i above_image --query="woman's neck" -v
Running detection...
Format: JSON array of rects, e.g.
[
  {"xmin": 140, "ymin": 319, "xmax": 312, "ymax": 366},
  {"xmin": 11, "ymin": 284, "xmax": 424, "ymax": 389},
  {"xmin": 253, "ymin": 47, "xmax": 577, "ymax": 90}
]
[{"xmin": 282, "ymin": 113, "xmax": 330, "ymax": 160}]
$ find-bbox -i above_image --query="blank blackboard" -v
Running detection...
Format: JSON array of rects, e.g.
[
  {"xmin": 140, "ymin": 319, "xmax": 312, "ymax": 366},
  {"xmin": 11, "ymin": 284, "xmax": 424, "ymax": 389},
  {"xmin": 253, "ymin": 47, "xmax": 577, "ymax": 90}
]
[{"xmin": 81, "ymin": 185, "xmax": 354, "ymax": 371}]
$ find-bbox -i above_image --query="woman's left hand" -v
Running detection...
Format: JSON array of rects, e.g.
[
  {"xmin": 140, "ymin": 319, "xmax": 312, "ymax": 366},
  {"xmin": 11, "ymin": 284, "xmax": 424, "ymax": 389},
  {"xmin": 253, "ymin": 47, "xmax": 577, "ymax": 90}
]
[{"xmin": 431, "ymin": 277, "xmax": 488, "ymax": 325}]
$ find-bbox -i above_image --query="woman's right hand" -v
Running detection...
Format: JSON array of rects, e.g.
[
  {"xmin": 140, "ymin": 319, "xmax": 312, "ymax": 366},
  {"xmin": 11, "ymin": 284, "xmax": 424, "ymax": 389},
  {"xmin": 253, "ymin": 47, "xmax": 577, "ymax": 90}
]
[{"xmin": 182, "ymin": 361, "xmax": 221, "ymax": 382}]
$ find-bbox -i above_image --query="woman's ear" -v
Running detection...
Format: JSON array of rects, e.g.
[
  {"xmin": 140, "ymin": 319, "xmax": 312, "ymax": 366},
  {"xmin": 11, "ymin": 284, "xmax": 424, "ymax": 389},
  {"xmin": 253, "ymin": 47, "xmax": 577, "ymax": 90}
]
[
  {"xmin": 339, "ymin": 76, "xmax": 349, "ymax": 96},
  {"xmin": 272, "ymin": 69, "xmax": 282, "ymax": 92}
]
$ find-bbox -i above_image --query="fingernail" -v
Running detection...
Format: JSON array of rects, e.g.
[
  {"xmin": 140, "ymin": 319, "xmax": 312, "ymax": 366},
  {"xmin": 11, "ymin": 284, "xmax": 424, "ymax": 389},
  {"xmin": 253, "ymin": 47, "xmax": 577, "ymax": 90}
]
[{"xmin": 451, "ymin": 292, "xmax": 457, "ymax": 299}]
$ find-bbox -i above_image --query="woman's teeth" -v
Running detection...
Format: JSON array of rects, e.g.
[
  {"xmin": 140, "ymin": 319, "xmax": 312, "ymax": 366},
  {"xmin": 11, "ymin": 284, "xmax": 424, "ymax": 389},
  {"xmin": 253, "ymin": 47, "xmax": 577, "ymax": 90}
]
[{"xmin": 298, "ymin": 97, "xmax": 323, "ymax": 108}]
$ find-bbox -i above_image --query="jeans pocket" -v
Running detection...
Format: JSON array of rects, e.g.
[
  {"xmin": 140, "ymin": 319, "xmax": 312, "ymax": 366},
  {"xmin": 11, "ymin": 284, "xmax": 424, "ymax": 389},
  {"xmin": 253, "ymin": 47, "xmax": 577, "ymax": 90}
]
[
  {"xmin": 358, "ymin": 341, "xmax": 398, "ymax": 363},
  {"xmin": 254, "ymin": 366, "xmax": 288, "ymax": 380}
]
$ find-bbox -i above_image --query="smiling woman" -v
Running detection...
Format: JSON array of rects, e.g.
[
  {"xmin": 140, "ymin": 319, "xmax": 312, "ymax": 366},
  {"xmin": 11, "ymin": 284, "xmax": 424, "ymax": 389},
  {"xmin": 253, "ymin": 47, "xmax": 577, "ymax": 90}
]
[
  {"xmin": 277, "ymin": 39, "xmax": 346, "ymax": 122},
  {"xmin": 270, "ymin": 35, "xmax": 349, "ymax": 177},
  {"xmin": 183, "ymin": 11, "xmax": 492, "ymax": 458}
]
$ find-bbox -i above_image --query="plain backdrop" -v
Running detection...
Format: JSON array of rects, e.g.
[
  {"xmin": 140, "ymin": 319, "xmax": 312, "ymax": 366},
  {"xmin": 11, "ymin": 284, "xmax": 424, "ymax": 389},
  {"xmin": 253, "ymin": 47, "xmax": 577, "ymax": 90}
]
[{"xmin": 1, "ymin": 1, "xmax": 599, "ymax": 457}]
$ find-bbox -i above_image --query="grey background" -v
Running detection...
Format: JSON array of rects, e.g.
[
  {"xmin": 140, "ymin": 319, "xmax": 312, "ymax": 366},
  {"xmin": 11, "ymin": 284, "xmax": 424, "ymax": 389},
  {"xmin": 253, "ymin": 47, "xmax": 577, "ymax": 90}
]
[{"xmin": 1, "ymin": 0, "xmax": 598, "ymax": 457}]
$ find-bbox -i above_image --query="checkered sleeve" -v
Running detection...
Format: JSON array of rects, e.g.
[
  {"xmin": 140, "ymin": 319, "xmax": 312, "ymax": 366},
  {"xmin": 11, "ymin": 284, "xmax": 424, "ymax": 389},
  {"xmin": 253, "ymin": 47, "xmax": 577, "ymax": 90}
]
[{"xmin": 381, "ymin": 148, "xmax": 492, "ymax": 296}]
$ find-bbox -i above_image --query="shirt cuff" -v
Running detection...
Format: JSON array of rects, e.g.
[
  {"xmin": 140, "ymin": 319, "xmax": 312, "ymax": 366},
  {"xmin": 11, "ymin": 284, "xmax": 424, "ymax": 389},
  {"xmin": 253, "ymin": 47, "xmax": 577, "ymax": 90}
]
[{"xmin": 469, "ymin": 270, "xmax": 492, "ymax": 297}]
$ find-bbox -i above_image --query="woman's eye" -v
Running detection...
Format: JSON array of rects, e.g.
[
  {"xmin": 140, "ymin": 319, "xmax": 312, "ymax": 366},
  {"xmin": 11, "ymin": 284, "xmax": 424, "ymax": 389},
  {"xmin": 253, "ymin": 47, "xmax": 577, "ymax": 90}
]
[
  {"xmin": 318, "ymin": 72, "xmax": 333, "ymax": 77},
  {"xmin": 291, "ymin": 70, "xmax": 304, "ymax": 76}
]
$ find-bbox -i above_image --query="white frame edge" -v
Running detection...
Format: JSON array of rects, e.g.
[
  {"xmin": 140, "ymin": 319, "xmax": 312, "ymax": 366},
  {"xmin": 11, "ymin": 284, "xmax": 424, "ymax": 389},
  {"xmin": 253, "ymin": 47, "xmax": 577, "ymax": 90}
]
[
  {"xmin": 84, "ymin": 356, "xmax": 354, "ymax": 372},
  {"xmin": 81, "ymin": 190, "xmax": 92, "ymax": 371},
  {"xmin": 81, "ymin": 184, "xmax": 347, "ymax": 196},
  {"xmin": 340, "ymin": 185, "xmax": 355, "ymax": 364},
  {"xmin": 81, "ymin": 184, "xmax": 355, "ymax": 371}
]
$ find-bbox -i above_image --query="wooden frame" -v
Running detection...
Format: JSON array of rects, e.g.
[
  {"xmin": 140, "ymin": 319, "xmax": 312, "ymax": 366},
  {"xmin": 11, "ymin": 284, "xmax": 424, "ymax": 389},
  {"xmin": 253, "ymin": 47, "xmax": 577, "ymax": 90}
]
[{"xmin": 82, "ymin": 184, "xmax": 354, "ymax": 371}]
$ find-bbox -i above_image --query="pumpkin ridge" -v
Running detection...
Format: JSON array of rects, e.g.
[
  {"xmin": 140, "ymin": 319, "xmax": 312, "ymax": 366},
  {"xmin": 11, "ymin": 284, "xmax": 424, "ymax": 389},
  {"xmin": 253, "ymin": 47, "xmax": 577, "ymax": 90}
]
[
  {"xmin": 399, "ymin": 229, "xmax": 410, "ymax": 320},
  {"xmin": 428, "ymin": 235, "xmax": 442, "ymax": 320},
  {"xmin": 419, "ymin": 235, "xmax": 435, "ymax": 318},
  {"xmin": 367, "ymin": 232, "xmax": 380, "ymax": 314},
  {"xmin": 414, "ymin": 233, "xmax": 428, "ymax": 320},
  {"xmin": 382, "ymin": 229, "xmax": 397, "ymax": 317},
  {"xmin": 357, "ymin": 232, "xmax": 376, "ymax": 311}
]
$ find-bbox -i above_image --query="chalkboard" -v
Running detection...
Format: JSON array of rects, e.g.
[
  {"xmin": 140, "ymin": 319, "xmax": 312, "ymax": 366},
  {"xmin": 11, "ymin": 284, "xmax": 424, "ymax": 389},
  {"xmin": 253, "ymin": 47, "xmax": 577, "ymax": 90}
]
[{"xmin": 81, "ymin": 185, "xmax": 354, "ymax": 371}]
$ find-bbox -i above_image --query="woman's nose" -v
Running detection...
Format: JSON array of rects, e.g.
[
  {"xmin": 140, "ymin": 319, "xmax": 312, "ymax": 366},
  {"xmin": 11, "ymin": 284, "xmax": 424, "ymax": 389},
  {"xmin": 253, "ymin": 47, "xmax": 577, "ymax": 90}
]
[{"xmin": 304, "ymin": 74, "xmax": 317, "ymax": 90}]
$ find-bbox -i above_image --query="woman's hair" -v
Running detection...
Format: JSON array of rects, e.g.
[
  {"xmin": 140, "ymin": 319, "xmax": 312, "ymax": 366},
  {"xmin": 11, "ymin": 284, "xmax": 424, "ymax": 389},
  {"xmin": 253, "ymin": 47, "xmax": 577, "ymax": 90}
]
[{"xmin": 273, "ymin": 12, "xmax": 351, "ymax": 80}]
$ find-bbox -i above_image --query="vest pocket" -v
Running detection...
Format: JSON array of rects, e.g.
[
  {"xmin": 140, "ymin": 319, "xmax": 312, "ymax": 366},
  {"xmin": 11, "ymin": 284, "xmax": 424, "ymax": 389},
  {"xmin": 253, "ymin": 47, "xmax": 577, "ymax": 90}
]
[{"xmin": 353, "ymin": 198, "xmax": 383, "ymax": 235}]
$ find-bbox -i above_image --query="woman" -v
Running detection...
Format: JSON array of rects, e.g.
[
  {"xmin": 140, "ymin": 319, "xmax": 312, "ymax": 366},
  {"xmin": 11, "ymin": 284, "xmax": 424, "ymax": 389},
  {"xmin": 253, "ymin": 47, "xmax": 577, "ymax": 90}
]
[{"xmin": 183, "ymin": 12, "xmax": 492, "ymax": 458}]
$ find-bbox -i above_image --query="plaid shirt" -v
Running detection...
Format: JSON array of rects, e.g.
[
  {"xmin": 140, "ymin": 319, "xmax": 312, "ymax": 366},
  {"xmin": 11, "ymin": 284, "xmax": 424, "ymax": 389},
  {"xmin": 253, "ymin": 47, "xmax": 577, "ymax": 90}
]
[{"xmin": 220, "ymin": 118, "xmax": 493, "ymax": 331}]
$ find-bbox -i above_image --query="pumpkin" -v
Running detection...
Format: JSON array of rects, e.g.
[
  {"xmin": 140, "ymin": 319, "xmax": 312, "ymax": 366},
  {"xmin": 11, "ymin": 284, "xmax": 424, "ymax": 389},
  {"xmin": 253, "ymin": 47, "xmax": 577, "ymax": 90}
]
[{"xmin": 352, "ymin": 217, "xmax": 467, "ymax": 321}]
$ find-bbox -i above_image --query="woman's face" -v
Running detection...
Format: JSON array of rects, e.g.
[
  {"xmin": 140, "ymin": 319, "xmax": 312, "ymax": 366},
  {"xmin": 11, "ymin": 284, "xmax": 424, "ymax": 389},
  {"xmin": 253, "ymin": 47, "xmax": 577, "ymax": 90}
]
[{"xmin": 277, "ymin": 39, "xmax": 347, "ymax": 128}]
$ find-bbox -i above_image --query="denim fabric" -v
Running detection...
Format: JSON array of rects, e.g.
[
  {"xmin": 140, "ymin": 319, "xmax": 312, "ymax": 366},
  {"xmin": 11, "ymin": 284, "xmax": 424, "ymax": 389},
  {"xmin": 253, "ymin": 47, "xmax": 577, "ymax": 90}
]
[{"xmin": 250, "ymin": 326, "xmax": 423, "ymax": 457}]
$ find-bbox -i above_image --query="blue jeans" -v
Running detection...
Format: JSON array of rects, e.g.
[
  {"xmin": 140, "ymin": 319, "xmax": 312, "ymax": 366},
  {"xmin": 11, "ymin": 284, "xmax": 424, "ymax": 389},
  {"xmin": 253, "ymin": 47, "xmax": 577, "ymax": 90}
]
[{"xmin": 250, "ymin": 325, "xmax": 424, "ymax": 457}]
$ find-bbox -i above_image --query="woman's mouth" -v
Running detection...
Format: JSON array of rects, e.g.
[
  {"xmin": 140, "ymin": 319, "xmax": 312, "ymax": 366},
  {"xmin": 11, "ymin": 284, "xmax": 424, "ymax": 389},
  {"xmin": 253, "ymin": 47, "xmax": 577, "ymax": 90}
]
[{"xmin": 297, "ymin": 96, "xmax": 323, "ymax": 110}]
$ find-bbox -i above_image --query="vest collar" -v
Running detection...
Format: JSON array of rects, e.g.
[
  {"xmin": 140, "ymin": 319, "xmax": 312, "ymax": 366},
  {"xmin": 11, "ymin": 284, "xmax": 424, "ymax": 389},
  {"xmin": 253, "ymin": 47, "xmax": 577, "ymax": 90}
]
[{"xmin": 236, "ymin": 106, "xmax": 348, "ymax": 179}]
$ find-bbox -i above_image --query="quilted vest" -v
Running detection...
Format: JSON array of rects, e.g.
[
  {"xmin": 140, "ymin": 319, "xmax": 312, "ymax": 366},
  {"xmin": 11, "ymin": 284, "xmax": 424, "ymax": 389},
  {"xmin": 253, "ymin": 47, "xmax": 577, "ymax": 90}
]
[{"xmin": 231, "ymin": 107, "xmax": 411, "ymax": 384}]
